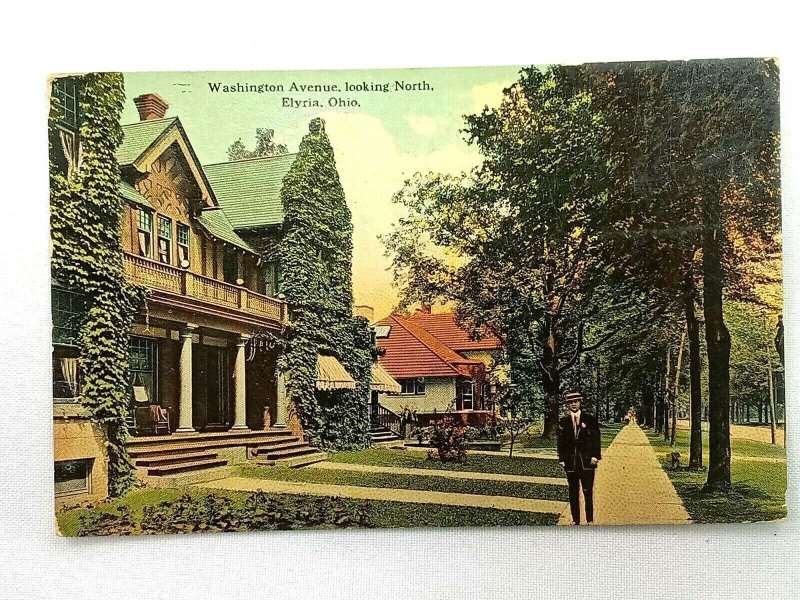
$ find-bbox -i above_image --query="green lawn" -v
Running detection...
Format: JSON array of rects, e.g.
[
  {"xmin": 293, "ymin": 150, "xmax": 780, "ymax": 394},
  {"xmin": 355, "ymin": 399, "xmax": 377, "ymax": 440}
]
[
  {"xmin": 329, "ymin": 448, "xmax": 566, "ymax": 478},
  {"xmin": 235, "ymin": 465, "xmax": 569, "ymax": 502},
  {"xmin": 505, "ymin": 422, "xmax": 623, "ymax": 450},
  {"xmin": 56, "ymin": 486, "xmax": 557, "ymax": 536},
  {"xmin": 645, "ymin": 427, "xmax": 787, "ymax": 524}
]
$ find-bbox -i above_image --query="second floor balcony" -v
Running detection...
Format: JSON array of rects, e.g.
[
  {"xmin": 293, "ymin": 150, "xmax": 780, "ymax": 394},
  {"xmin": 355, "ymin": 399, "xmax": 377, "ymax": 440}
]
[{"xmin": 124, "ymin": 252, "xmax": 287, "ymax": 326}]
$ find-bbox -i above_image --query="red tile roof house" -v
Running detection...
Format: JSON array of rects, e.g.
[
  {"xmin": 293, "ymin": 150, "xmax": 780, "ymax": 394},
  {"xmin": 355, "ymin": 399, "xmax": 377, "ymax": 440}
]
[{"xmin": 376, "ymin": 310, "xmax": 503, "ymax": 426}]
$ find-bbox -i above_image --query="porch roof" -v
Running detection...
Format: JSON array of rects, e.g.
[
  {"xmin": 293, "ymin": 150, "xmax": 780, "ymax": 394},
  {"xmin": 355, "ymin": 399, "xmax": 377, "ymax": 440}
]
[
  {"xmin": 371, "ymin": 361, "xmax": 401, "ymax": 394},
  {"xmin": 317, "ymin": 354, "xmax": 356, "ymax": 391},
  {"xmin": 197, "ymin": 208, "xmax": 256, "ymax": 254}
]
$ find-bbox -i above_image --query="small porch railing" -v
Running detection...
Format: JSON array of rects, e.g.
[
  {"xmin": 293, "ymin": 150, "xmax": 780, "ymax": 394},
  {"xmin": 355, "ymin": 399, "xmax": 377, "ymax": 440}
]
[
  {"xmin": 124, "ymin": 253, "xmax": 287, "ymax": 324},
  {"xmin": 371, "ymin": 403, "xmax": 401, "ymax": 435}
]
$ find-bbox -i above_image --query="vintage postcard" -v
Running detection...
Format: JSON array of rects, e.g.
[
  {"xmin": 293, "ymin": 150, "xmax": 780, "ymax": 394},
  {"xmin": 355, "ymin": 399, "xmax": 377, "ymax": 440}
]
[{"xmin": 50, "ymin": 60, "xmax": 784, "ymax": 536}]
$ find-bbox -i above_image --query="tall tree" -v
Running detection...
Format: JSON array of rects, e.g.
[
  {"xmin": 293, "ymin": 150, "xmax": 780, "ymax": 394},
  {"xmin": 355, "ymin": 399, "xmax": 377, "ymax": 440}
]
[
  {"xmin": 280, "ymin": 118, "xmax": 373, "ymax": 449},
  {"xmin": 578, "ymin": 59, "xmax": 780, "ymax": 489},
  {"xmin": 385, "ymin": 67, "xmax": 624, "ymax": 437}
]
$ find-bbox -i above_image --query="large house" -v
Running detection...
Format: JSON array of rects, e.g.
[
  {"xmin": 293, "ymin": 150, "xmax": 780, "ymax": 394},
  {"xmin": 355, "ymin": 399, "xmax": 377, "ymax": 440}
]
[
  {"xmin": 375, "ymin": 309, "xmax": 503, "ymax": 425},
  {"xmin": 51, "ymin": 86, "xmax": 380, "ymax": 506}
]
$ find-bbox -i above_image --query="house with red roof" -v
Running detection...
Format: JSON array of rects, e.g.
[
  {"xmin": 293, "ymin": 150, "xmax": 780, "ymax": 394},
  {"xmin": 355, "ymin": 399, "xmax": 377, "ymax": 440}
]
[{"xmin": 375, "ymin": 309, "xmax": 504, "ymax": 423}]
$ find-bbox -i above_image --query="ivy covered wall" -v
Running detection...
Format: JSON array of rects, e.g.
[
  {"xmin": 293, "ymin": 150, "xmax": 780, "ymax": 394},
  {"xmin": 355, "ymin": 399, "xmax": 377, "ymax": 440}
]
[
  {"xmin": 279, "ymin": 119, "xmax": 374, "ymax": 450},
  {"xmin": 50, "ymin": 73, "xmax": 146, "ymax": 497}
]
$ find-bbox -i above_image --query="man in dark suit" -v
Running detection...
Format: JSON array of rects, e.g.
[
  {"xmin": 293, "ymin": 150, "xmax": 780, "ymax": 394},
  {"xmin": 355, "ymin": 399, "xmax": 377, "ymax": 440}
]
[{"xmin": 557, "ymin": 390, "xmax": 602, "ymax": 524}]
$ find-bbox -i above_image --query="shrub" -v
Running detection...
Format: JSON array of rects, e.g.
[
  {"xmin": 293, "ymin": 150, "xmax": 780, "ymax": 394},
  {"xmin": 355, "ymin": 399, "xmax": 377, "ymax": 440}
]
[
  {"xmin": 75, "ymin": 492, "xmax": 374, "ymax": 536},
  {"xmin": 428, "ymin": 416, "xmax": 468, "ymax": 463},
  {"xmin": 77, "ymin": 506, "xmax": 137, "ymax": 536}
]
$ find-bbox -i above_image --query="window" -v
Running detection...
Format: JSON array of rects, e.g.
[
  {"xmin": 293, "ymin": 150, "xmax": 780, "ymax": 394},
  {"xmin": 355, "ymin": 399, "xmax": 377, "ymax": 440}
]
[
  {"xmin": 223, "ymin": 249, "xmax": 239, "ymax": 284},
  {"xmin": 399, "ymin": 377, "xmax": 426, "ymax": 395},
  {"xmin": 157, "ymin": 216, "xmax": 172, "ymax": 264},
  {"xmin": 55, "ymin": 459, "xmax": 91, "ymax": 496},
  {"xmin": 53, "ymin": 345, "xmax": 81, "ymax": 401},
  {"xmin": 262, "ymin": 260, "xmax": 282, "ymax": 296},
  {"xmin": 177, "ymin": 223, "xmax": 190, "ymax": 266},
  {"xmin": 129, "ymin": 336, "xmax": 157, "ymax": 405},
  {"xmin": 460, "ymin": 380, "xmax": 474, "ymax": 411},
  {"xmin": 52, "ymin": 287, "xmax": 85, "ymax": 346},
  {"xmin": 137, "ymin": 209, "xmax": 153, "ymax": 258},
  {"xmin": 53, "ymin": 78, "xmax": 79, "ymax": 131}
]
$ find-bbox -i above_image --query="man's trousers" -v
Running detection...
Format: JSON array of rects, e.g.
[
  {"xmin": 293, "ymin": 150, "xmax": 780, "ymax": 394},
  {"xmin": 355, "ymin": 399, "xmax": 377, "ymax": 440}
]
[{"xmin": 566, "ymin": 467, "xmax": 595, "ymax": 524}]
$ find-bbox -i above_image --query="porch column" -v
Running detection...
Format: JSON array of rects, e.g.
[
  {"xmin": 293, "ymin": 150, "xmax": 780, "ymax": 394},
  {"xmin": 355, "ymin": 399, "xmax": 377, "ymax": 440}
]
[
  {"xmin": 231, "ymin": 335, "xmax": 249, "ymax": 430},
  {"xmin": 273, "ymin": 370, "xmax": 288, "ymax": 428},
  {"xmin": 175, "ymin": 324, "xmax": 197, "ymax": 433}
]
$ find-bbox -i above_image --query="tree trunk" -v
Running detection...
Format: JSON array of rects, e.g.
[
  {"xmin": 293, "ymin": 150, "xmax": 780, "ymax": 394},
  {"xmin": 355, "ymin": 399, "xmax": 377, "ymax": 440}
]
[
  {"xmin": 664, "ymin": 345, "xmax": 672, "ymax": 442},
  {"xmin": 655, "ymin": 374, "xmax": 665, "ymax": 435},
  {"xmin": 685, "ymin": 289, "xmax": 704, "ymax": 468},
  {"xmin": 671, "ymin": 332, "xmax": 685, "ymax": 446},
  {"xmin": 703, "ymin": 191, "xmax": 732, "ymax": 491},
  {"xmin": 540, "ymin": 319, "xmax": 561, "ymax": 439},
  {"xmin": 767, "ymin": 359, "xmax": 777, "ymax": 445},
  {"xmin": 643, "ymin": 383, "xmax": 654, "ymax": 428}
]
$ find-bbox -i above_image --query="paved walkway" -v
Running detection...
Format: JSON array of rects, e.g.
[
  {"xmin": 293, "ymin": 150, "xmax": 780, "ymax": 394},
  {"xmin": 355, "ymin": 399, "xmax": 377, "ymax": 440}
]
[
  {"xmin": 558, "ymin": 423, "xmax": 691, "ymax": 526},
  {"xmin": 199, "ymin": 477, "xmax": 568, "ymax": 514},
  {"xmin": 307, "ymin": 461, "xmax": 568, "ymax": 486}
]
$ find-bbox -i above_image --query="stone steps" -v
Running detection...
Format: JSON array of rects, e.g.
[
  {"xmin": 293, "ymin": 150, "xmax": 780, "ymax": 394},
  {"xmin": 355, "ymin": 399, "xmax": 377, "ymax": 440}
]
[
  {"xmin": 369, "ymin": 426, "xmax": 402, "ymax": 444},
  {"xmin": 255, "ymin": 452, "xmax": 329, "ymax": 468},
  {"xmin": 249, "ymin": 440, "xmax": 308, "ymax": 457},
  {"xmin": 135, "ymin": 451, "xmax": 219, "ymax": 467},
  {"xmin": 128, "ymin": 431, "xmax": 297, "ymax": 457},
  {"xmin": 145, "ymin": 457, "xmax": 229, "ymax": 476}
]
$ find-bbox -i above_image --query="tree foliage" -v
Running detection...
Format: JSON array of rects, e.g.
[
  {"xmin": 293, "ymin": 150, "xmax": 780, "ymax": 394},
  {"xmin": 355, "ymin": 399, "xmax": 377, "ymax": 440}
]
[
  {"xmin": 279, "ymin": 118, "xmax": 374, "ymax": 450},
  {"xmin": 385, "ymin": 67, "xmax": 651, "ymax": 437},
  {"xmin": 576, "ymin": 59, "xmax": 780, "ymax": 489},
  {"xmin": 50, "ymin": 73, "xmax": 147, "ymax": 497},
  {"xmin": 228, "ymin": 127, "xmax": 288, "ymax": 160}
]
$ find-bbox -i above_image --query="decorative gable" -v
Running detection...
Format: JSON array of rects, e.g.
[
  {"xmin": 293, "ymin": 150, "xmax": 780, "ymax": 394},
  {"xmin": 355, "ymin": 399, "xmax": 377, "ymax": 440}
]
[{"xmin": 136, "ymin": 145, "xmax": 199, "ymax": 222}]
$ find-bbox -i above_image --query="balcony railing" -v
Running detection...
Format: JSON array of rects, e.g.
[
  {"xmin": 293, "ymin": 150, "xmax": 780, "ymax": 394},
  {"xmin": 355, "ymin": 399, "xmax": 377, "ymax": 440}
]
[{"xmin": 124, "ymin": 253, "xmax": 287, "ymax": 324}]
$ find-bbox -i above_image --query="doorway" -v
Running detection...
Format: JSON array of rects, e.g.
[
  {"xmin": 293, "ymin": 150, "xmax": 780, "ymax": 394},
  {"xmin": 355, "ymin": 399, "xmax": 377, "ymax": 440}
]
[{"xmin": 192, "ymin": 344, "xmax": 231, "ymax": 431}]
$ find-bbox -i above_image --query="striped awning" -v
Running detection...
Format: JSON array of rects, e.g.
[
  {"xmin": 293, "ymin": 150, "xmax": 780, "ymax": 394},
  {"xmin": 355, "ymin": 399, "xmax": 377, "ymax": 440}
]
[
  {"xmin": 371, "ymin": 362, "xmax": 401, "ymax": 394},
  {"xmin": 316, "ymin": 354, "xmax": 357, "ymax": 391}
]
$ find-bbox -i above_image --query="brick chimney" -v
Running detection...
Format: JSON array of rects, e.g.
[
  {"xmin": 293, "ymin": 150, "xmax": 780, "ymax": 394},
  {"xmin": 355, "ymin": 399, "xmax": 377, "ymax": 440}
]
[{"xmin": 133, "ymin": 93, "xmax": 169, "ymax": 121}]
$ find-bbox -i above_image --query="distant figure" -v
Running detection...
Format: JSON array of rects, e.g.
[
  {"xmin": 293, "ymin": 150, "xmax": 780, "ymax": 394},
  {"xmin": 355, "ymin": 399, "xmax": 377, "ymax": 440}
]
[
  {"xmin": 557, "ymin": 391, "xmax": 602, "ymax": 525},
  {"xmin": 775, "ymin": 314, "xmax": 784, "ymax": 367}
]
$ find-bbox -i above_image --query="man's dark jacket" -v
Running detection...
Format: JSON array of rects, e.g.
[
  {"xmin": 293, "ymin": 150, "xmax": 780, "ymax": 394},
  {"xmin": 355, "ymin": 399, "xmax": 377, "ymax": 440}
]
[{"xmin": 557, "ymin": 412, "xmax": 602, "ymax": 471}]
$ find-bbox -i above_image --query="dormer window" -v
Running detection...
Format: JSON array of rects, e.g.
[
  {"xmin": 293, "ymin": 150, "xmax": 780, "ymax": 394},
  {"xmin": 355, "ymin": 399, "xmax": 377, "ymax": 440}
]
[
  {"xmin": 157, "ymin": 216, "xmax": 172, "ymax": 264},
  {"xmin": 137, "ymin": 209, "xmax": 153, "ymax": 258}
]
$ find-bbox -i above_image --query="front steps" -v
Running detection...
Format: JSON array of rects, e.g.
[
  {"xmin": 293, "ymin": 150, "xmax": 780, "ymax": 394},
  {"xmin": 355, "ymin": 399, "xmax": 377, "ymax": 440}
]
[
  {"xmin": 370, "ymin": 426, "xmax": 402, "ymax": 445},
  {"xmin": 128, "ymin": 428, "xmax": 326, "ymax": 478},
  {"xmin": 249, "ymin": 437, "xmax": 328, "ymax": 467}
]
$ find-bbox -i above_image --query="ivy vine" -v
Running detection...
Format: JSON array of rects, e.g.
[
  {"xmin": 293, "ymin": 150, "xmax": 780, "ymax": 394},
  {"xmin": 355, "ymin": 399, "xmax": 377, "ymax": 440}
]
[
  {"xmin": 279, "ymin": 119, "xmax": 375, "ymax": 450},
  {"xmin": 50, "ymin": 73, "xmax": 147, "ymax": 497}
]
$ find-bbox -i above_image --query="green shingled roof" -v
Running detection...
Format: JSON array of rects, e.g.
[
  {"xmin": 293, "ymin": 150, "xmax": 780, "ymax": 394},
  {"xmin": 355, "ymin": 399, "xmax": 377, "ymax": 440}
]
[
  {"xmin": 197, "ymin": 208, "xmax": 255, "ymax": 253},
  {"xmin": 203, "ymin": 154, "xmax": 295, "ymax": 229},
  {"xmin": 119, "ymin": 180, "xmax": 153, "ymax": 209},
  {"xmin": 116, "ymin": 118, "xmax": 177, "ymax": 166}
]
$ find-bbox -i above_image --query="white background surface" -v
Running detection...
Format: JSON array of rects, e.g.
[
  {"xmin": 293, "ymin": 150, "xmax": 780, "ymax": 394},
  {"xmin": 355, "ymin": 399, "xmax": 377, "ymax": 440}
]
[{"xmin": 0, "ymin": 2, "xmax": 798, "ymax": 598}]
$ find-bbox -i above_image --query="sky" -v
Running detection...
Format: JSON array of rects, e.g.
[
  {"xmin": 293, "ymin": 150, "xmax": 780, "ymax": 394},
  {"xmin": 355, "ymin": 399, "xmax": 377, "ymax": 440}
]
[{"xmin": 123, "ymin": 66, "xmax": 523, "ymax": 320}]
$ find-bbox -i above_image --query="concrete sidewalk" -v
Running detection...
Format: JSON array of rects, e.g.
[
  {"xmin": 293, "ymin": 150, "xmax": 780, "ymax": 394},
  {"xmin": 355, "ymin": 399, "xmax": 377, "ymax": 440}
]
[
  {"xmin": 559, "ymin": 423, "xmax": 691, "ymax": 526},
  {"xmin": 199, "ymin": 477, "xmax": 568, "ymax": 514}
]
